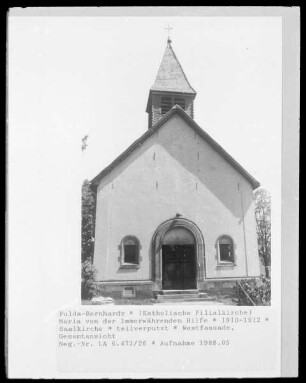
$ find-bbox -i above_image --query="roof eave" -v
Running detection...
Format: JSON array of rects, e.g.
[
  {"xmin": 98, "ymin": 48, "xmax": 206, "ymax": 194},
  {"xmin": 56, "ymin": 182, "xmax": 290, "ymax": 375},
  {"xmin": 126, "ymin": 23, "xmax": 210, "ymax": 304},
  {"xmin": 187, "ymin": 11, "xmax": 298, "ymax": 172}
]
[
  {"xmin": 150, "ymin": 89, "xmax": 197, "ymax": 96},
  {"xmin": 145, "ymin": 92, "xmax": 152, "ymax": 113}
]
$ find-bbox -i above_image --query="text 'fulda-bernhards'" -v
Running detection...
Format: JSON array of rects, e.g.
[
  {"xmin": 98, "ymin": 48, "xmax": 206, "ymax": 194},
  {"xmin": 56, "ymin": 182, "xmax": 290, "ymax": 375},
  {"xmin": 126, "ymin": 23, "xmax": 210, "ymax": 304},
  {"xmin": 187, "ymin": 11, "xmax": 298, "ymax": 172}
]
[{"xmin": 59, "ymin": 308, "xmax": 252, "ymax": 319}]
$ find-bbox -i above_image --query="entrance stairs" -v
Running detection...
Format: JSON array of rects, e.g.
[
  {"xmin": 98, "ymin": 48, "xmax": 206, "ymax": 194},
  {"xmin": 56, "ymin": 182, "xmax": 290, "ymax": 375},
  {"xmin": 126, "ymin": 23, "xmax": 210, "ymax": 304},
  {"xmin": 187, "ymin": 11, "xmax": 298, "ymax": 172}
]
[{"xmin": 155, "ymin": 290, "xmax": 214, "ymax": 303}]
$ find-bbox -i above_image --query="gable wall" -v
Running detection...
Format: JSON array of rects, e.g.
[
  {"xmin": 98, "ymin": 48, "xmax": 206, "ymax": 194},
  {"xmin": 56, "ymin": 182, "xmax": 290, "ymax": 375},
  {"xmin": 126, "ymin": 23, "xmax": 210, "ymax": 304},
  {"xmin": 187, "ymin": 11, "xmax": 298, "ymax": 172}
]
[{"xmin": 93, "ymin": 114, "xmax": 260, "ymax": 282}]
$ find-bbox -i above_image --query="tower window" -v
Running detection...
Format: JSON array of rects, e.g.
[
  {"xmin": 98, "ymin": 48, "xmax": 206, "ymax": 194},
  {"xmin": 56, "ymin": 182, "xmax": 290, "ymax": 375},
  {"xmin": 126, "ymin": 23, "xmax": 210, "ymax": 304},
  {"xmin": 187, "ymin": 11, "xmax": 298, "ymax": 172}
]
[
  {"xmin": 161, "ymin": 97, "xmax": 172, "ymax": 115},
  {"xmin": 174, "ymin": 97, "xmax": 186, "ymax": 109},
  {"xmin": 161, "ymin": 96, "xmax": 186, "ymax": 115}
]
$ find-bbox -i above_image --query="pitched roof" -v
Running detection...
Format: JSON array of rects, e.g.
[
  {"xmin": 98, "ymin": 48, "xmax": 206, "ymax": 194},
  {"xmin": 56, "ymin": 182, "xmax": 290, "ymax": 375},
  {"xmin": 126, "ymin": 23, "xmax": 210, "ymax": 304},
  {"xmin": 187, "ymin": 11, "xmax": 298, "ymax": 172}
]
[
  {"xmin": 150, "ymin": 39, "xmax": 196, "ymax": 94},
  {"xmin": 91, "ymin": 106, "xmax": 260, "ymax": 190}
]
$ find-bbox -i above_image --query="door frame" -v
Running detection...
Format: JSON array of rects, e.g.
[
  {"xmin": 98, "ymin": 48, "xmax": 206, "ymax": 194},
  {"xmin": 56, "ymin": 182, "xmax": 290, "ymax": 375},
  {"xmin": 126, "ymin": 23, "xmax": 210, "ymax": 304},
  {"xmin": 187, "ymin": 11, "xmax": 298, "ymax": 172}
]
[{"xmin": 152, "ymin": 217, "xmax": 205, "ymax": 291}]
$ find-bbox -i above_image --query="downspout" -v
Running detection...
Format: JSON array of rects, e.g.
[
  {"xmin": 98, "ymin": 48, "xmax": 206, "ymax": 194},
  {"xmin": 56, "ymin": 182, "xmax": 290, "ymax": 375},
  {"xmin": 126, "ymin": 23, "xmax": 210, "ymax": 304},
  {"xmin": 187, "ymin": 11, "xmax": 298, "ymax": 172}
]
[
  {"xmin": 105, "ymin": 182, "xmax": 112, "ymax": 278},
  {"xmin": 239, "ymin": 181, "xmax": 249, "ymax": 277},
  {"xmin": 195, "ymin": 132, "xmax": 203, "ymax": 282}
]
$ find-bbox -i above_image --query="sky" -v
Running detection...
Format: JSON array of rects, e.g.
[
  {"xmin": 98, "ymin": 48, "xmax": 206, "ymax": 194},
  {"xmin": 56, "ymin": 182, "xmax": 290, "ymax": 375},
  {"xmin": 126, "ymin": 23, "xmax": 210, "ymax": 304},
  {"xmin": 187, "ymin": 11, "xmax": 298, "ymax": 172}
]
[{"xmin": 9, "ymin": 15, "xmax": 282, "ymax": 195}]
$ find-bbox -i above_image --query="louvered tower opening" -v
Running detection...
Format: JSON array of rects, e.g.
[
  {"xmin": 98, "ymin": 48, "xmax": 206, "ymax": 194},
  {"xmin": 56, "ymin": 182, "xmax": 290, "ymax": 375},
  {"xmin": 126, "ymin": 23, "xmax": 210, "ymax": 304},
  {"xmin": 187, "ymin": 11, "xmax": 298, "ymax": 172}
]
[
  {"xmin": 161, "ymin": 97, "xmax": 172, "ymax": 115},
  {"xmin": 161, "ymin": 96, "xmax": 186, "ymax": 115}
]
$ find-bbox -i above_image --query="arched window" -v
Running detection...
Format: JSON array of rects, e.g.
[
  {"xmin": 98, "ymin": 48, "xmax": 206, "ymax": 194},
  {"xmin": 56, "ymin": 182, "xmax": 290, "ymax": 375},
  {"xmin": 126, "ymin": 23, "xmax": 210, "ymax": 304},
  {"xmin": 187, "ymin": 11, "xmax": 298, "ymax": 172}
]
[
  {"xmin": 217, "ymin": 236, "xmax": 235, "ymax": 263},
  {"xmin": 119, "ymin": 236, "xmax": 140, "ymax": 268}
]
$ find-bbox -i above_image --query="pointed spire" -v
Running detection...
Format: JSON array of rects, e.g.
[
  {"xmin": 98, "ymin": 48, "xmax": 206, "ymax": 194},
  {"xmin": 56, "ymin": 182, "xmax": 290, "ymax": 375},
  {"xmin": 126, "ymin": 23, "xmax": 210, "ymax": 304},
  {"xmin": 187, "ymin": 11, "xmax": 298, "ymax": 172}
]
[{"xmin": 150, "ymin": 39, "xmax": 196, "ymax": 94}]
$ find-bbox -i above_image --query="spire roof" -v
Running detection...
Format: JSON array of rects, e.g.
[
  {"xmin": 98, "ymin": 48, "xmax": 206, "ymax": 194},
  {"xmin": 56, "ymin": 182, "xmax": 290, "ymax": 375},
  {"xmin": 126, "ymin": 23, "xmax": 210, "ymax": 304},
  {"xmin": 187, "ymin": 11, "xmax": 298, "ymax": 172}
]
[{"xmin": 150, "ymin": 40, "xmax": 196, "ymax": 94}]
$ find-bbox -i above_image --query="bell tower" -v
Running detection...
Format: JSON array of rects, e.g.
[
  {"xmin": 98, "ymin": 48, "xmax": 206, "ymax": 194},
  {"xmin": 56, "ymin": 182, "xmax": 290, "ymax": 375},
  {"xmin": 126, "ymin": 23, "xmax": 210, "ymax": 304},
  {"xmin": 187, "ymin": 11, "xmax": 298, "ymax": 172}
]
[{"xmin": 146, "ymin": 38, "xmax": 196, "ymax": 129}]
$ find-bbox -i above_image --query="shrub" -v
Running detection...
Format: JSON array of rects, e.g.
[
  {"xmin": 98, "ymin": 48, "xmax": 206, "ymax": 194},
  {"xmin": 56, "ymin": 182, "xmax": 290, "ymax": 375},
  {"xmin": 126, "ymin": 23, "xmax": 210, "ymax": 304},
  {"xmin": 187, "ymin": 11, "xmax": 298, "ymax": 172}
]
[
  {"xmin": 235, "ymin": 277, "xmax": 271, "ymax": 306},
  {"xmin": 82, "ymin": 180, "xmax": 95, "ymax": 262},
  {"xmin": 81, "ymin": 259, "xmax": 99, "ymax": 299}
]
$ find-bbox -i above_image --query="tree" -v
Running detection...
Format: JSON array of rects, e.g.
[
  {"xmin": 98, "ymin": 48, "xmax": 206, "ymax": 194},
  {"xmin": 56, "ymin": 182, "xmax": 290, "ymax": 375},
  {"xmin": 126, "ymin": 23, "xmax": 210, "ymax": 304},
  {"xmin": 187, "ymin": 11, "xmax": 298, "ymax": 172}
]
[
  {"xmin": 82, "ymin": 179, "xmax": 95, "ymax": 262},
  {"xmin": 81, "ymin": 259, "xmax": 99, "ymax": 299},
  {"xmin": 254, "ymin": 188, "xmax": 271, "ymax": 278}
]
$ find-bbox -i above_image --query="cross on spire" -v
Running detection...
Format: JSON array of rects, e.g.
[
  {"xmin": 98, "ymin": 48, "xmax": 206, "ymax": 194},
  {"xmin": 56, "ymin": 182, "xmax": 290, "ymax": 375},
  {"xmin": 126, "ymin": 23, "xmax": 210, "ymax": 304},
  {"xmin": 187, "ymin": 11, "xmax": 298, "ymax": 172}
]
[{"xmin": 164, "ymin": 25, "xmax": 173, "ymax": 43}]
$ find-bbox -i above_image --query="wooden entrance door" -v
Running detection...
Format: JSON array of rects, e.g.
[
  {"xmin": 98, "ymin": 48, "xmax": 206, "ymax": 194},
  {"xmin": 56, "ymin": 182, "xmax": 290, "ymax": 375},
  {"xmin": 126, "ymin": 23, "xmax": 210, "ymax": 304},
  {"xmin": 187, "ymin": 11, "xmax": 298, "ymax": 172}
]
[{"xmin": 162, "ymin": 245, "xmax": 196, "ymax": 290}]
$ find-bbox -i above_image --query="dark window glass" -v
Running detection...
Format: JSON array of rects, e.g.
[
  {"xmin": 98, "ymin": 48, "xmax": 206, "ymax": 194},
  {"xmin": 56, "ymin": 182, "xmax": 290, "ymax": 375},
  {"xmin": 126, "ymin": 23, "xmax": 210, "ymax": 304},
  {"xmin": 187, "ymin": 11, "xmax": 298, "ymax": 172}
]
[
  {"xmin": 124, "ymin": 240, "xmax": 138, "ymax": 264},
  {"xmin": 219, "ymin": 237, "xmax": 234, "ymax": 262}
]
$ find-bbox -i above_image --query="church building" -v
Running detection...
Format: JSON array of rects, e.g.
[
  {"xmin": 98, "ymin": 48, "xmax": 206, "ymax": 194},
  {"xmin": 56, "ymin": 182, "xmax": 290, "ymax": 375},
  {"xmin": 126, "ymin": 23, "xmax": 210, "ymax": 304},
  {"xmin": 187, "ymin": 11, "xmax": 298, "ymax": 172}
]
[{"xmin": 90, "ymin": 38, "xmax": 261, "ymax": 301}]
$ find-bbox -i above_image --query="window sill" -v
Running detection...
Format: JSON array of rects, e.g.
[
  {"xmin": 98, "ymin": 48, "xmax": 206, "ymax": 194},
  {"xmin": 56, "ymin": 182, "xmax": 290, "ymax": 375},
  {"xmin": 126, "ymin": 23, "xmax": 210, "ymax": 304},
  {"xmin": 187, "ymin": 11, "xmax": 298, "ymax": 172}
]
[
  {"xmin": 120, "ymin": 264, "xmax": 140, "ymax": 269},
  {"xmin": 217, "ymin": 262, "xmax": 236, "ymax": 268}
]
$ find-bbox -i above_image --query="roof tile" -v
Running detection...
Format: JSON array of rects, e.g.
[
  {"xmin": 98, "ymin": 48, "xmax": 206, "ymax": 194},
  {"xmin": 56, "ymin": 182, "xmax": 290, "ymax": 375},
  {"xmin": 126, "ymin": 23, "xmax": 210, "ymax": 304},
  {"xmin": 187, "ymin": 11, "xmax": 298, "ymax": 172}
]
[{"xmin": 150, "ymin": 40, "xmax": 196, "ymax": 94}]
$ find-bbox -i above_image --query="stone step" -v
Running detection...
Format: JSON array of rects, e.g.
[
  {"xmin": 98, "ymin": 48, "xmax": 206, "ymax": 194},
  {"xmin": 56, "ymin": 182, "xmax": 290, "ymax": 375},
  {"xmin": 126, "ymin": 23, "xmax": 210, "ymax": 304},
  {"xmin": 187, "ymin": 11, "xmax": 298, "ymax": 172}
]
[
  {"xmin": 182, "ymin": 297, "xmax": 216, "ymax": 302},
  {"xmin": 156, "ymin": 296, "xmax": 214, "ymax": 303},
  {"xmin": 157, "ymin": 294, "xmax": 197, "ymax": 300},
  {"xmin": 199, "ymin": 292, "xmax": 208, "ymax": 298},
  {"xmin": 156, "ymin": 292, "xmax": 208, "ymax": 301},
  {"xmin": 161, "ymin": 289, "xmax": 199, "ymax": 295}
]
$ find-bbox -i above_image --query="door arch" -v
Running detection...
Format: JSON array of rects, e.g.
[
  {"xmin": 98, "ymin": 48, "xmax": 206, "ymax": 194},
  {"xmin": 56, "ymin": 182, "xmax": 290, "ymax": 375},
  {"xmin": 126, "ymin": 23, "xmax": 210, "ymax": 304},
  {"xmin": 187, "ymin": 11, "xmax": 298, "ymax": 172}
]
[{"xmin": 152, "ymin": 217, "xmax": 205, "ymax": 290}]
